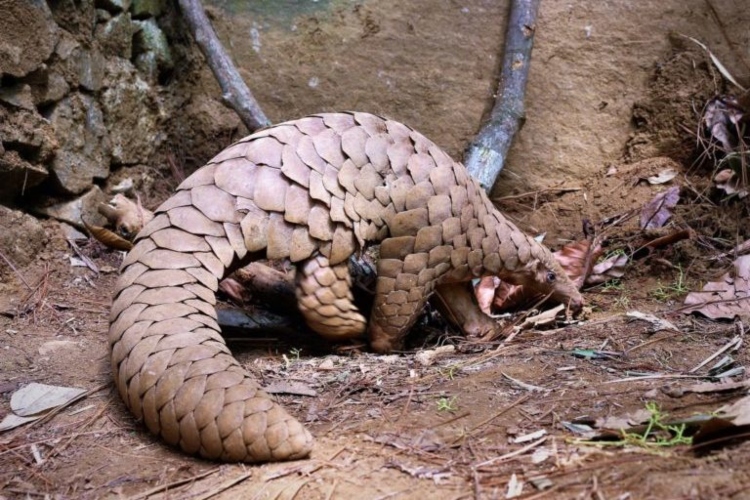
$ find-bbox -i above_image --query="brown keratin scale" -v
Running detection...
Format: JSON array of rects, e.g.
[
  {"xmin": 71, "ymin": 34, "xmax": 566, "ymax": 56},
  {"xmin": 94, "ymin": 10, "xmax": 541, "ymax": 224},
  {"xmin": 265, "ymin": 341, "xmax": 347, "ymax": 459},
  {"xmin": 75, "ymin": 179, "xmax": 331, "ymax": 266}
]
[{"xmin": 109, "ymin": 112, "xmax": 582, "ymax": 463}]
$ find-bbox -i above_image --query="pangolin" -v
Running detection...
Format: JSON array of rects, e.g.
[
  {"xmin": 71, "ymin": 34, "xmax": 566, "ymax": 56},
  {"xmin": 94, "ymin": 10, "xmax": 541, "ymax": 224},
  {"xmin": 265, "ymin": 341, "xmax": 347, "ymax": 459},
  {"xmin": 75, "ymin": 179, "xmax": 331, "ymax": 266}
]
[{"xmin": 109, "ymin": 112, "xmax": 583, "ymax": 463}]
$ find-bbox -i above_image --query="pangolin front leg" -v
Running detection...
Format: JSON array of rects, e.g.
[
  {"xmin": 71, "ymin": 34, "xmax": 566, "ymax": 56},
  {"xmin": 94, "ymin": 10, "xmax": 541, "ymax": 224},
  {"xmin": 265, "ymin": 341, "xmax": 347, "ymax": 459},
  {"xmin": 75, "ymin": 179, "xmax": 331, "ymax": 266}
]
[{"xmin": 295, "ymin": 254, "xmax": 367, "ymax": 340}]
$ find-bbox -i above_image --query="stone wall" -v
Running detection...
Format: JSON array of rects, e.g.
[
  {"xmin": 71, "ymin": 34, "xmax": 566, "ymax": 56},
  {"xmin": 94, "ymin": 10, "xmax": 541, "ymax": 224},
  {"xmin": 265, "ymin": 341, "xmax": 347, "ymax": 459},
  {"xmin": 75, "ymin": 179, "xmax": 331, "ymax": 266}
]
[{"xmin": 0, "ymin": 0, "xmax": 175, "ymax": 213}]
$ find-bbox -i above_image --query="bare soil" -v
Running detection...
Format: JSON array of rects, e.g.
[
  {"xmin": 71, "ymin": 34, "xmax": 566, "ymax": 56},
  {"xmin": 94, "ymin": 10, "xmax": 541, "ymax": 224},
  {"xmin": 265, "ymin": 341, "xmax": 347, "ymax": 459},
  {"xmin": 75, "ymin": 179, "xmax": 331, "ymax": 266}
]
[{"xmin": 3, "ymin": 1, "xmax": 750, "ymax": 499}]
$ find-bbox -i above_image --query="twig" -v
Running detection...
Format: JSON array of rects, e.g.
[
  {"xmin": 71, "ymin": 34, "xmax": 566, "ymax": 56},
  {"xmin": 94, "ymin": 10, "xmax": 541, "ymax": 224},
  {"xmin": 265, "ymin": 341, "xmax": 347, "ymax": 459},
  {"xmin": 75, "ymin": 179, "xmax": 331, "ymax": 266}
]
[
  {"xmin": 177, "ymin": 0, "xmax": 271, "ymax": 130},
  {"xmin": 454, "ymin": 394, "xmax": 530, "ymax": 444},
  {"xmin": 493, "ymin": 187, "xmax": 582, "ymax": 203},
  {"xmin": 67, "ymin": 239, "xmax": 99, "ymax": 274},
  {"xmin": 709, "ymin": 238, "xmax": 750, "ymax": 261},
  {"xmin": 431, "ymin": 411, "xmax": 471, "ymax": 429},
  {"xmin": 474, "ymin": 435, "xmax": 547, "ymax": 468},
  {"xmin": 194, "ymin": 470, "xmax": 253, "ymax": 500},
  {"xmin": 603, "ymin": 374, "xmax": 705, "ymax": 384},
  {"xmin": 502, "ymin": 372, "xmax": 547, "ymax": 392},
  {"xmin": 635, "ymin": 229, "xmax": 693, "ymax": 254},
  {"xmin": 325, "ymin": 479, "xmax": 339, "ymax": 500},
  {"xmin": 0, "ymin": 249, "xmax": 32, "ymax": 290},
  {"xmin": 463, "ymin": 0, "xmax": 541, "ymax": 192},
  {"xmin": 689, "ymin": 335, "xmax": 742, "ymax": 373},
  {"xmin": 47, "ymin": 403, "xmax": 109, "ymax": 459},
  {"xmin": 128, "ymin": 467, "xmax": 222, "ymax": 500}
]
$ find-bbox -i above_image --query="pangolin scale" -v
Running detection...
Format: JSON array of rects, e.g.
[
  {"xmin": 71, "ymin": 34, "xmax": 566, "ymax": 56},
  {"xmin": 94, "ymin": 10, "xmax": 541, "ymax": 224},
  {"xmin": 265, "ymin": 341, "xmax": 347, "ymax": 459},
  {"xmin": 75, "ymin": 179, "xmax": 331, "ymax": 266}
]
[{"xmin": 109, "ymin": 112, "xmax": 582, "ymax": 463}]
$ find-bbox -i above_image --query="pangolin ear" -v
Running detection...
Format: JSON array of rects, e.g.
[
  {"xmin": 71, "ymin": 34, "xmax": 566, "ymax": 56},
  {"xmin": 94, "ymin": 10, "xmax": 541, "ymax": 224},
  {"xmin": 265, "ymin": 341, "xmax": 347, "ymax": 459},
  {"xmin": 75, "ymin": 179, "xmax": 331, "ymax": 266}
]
[{"xmin": 524, "ymin": 259, "xmax": 544, "ymax": 274}]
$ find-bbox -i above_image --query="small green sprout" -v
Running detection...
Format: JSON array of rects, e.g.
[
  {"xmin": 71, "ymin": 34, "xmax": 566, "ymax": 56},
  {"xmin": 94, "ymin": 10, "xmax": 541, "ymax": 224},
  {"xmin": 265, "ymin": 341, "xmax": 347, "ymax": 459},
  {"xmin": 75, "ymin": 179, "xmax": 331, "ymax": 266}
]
[{"xmin": 437, "ymin": 396, "xmax": 458, "ymax": 412}]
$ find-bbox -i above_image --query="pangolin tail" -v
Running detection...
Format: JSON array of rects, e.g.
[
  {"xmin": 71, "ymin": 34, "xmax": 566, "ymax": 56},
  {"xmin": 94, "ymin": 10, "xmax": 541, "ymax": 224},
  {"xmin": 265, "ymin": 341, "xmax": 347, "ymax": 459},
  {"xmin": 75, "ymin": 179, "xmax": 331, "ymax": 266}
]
[{"xmin": 109, "ymin": 208, "xmax": 313, "ymax": 462}]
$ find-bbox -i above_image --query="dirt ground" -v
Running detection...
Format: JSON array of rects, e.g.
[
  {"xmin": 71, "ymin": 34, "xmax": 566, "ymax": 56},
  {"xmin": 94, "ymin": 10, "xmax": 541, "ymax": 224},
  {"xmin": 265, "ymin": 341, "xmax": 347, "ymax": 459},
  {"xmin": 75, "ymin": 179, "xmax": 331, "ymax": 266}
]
[{"xmin": 3, "ymin": 1, "xmax": 750, "ymax": 499}]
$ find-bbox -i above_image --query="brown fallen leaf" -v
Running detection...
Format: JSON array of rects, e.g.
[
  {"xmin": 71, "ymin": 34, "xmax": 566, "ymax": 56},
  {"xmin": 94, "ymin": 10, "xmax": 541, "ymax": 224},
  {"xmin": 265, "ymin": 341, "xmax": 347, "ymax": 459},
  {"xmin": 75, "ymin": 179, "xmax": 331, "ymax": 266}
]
[
  {"xmin": 719, "ymin": 395, "xmax": 750, "ymax": 426},
  {"xmin": 475, "ymin": 276, "xmax": 500, "ymax": 315},
  {"xmin": 587, "ymin": 253, "xmax": 628, "ymax": 285},
  {"xmin": 703, "ymin": 96, "xmax": 744, "ymax": 153},
  {"xmin": 82, "ymin": 219, "xmax": 134, "ymax": 251},
  {"xmin": 691, "ymin": 417, "xmax": 750, "ymax": 455},
  {"xmin": 714, "ymin": 168, "xmax": 748, "ymax": 199},
  {"xmin": 218, "ymin": 277, "xmax": 251, "ymax": 305},
  {"xmin": 553, "ymin": 239, "xmax": 602, "ymax": 286},
  {"xmin": 474, "ymin": 276, "xmax": 531, "ymax": 314},
  {"xmin": 640, "ymin": 186, "xmax": 680, "ymax": 229},
  {"xmin": 682, "ymin": 255, "xmax": 750, "ymax": 319}
]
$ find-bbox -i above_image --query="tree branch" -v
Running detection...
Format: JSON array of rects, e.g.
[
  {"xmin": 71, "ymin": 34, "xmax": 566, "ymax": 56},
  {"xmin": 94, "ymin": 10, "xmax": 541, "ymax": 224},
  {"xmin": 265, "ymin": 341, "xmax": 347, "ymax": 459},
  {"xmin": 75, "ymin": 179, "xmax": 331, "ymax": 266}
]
[
  {"xmin": 463, "ymin": 0, "xmax": 540, "ymax": 192},
  {"xmin": 177, "ymin": 0, "xmax": 271, "ymax": 130}
]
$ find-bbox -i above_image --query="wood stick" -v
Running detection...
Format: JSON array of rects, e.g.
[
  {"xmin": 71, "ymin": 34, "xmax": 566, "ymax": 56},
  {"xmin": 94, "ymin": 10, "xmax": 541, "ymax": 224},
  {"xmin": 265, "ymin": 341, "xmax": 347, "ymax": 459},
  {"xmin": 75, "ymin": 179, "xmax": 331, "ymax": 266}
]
[
  {"xmin": 177, "ymin": 0, "xmax": 271, "ymax": 131},
  {"xmin": 463, "ymin": 0, "xmax": 541, "ymax": 192}
]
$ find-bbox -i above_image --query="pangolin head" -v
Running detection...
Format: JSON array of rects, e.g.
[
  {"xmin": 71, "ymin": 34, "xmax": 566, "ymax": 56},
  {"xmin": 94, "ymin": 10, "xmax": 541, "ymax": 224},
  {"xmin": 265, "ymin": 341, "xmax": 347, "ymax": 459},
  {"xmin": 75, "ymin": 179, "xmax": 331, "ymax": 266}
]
[{"xmin": 499, "ymin": 238, "xmax": 584, "ymax": 313}]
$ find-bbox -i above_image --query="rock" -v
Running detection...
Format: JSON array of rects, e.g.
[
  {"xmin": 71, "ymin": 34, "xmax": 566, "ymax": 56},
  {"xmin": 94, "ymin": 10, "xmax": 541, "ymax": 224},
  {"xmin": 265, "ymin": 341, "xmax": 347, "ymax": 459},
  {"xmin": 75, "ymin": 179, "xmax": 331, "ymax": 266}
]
[
  {"xmin": 131, "ymin": 0, "xmax": 165, "ymax": 19},
  {"xmin": 34, "ymin": 186, "xmax": 108, "ymax": 230},
  {"xmin": 59, "ymin": 222, "xmax": 88, "ymax": 241},
  {"xmin": 0, "ymin": 105, "xmax": 56, "ymax": 202},
  {"xmin": 0, "ymin": 206, "xmax": 48, "ymax": 268},
  {"xmin": 96, "ymin": 9, "xmax": 112, "ymax": 22},
  {"xmin": 55, "ymin": 31, "xmax": 80, "ymax": 61},
  {"xmin": 134, "ymin": 51, "xmax": 158, "ymax": 82},
  {"xmin": 132, "ymin": 19, "xmax": 173, "ymax": 74},
  {"xmin": 22, "ymin": 65, "xmax": 71, "ymax": 106},
  {"xmin": 0, "ymin": 0, "xmax": 58, "ymax": 78},
  {"xmin": 101, "ymin": 62, "xmax": 163, "ymax": 165},
  {"xmin": 39, "ymin": 73, "xmax": 71, "ymax": 105},
  {"xmin": 48, "ymin": 93, "xmax": 111, "ymax": 194},
  {"xmin": 0, "ymin": 151, "xmax": 49, "ymax": 203},
  {"xmin": 74, "ymin": 47, "xmax": 106, "ymax": 92},
  {"xmin": 0, "ymin": 84, "xmax": 35, "ymax": 111},
  {"xmin": 38, "ymin": 340, "xmax": 78, "ymax": 357},
  {"xmin": 0, "ymin": 106, "xmax": 57, "ymax": 163},
  {"xmin": 96, "ymin": 0, "xmax": 132, "ymax": 13},
  {"xmin": 96, "ymin": 13, "xmax": 134, "ymax": 59}
]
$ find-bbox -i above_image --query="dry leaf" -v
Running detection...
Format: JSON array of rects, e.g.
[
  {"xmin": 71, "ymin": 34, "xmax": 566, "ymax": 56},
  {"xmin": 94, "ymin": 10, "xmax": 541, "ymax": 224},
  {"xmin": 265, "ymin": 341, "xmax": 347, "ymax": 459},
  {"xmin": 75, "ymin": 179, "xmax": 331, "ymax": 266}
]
[
  {"xmin": 640, "ymin": 186, "xmax": 680, "ymax": 229},
  {"xmin": 719, "ymin": 395, "xmax": 750, "ymax": 426},
  {"xmin": 587, "ymin": 253, "xmax": 628, "ymax": 286},
  {"xmin": 553, "ymin": 239, "xmax": 602, "ymax": 285},
  {"xmin": 714, "ymin": 169, "xmax": 749, "ymax": 199},
  {"xmin": 11, "ymin": 383, "xmax": 86, "ymax": 417},
  {"xmin": 625, "ymin": 310, "xmax": 678, "ymax": 332},
  {"xmin": 415, "ymin": 345, "xmax": 455, "ymax": 366},
  {"xmin": 506, "ymin": 473, "xmax": 523, "ymax": 499},
  {"xmin": 1, "ymin": 383, "xmax": 88, "ymax": 432},
  {"xmin": 703, "ymin": 96, "xmax": 745, "ymax": 152},
  {"xmin": 0, "ymin": 414, "xmax": 40, "ymax": 432},
  {"xmin": 474, "ymin": 277, "xmax": 528, "ymax": 313},
  {"xmin": 682, "ymin": 255, "xmax": 750, "ymax": 319},
  {"xmin": 647, "ymin": 169, "xmax": 678, "ymax": 185},
  {"xmin": 475, "ymin": 276, "xmax": 500, "ymax": 315},
  {"xmin": 82, "ymin": 219, "xmax": 134, "ymax": 251},
  {"xmin": 263, "ymin": 381, "xmax": 317, "ymax": 397},
  {"xmin": 218, "ymin": 277, "xmax": 249, "ymax": 304}
]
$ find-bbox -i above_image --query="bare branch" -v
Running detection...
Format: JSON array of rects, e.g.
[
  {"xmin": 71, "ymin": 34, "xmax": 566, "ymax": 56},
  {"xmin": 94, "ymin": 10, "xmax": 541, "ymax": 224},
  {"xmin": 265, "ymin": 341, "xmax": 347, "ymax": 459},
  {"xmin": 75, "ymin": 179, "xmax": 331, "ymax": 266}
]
[
  {"xmin": 177, "ymin": 0, "xmax": 271, "ymax": 130},
  {"xmin": 464, "ymin": 0, "xmax": 540, "ymax": 192}
]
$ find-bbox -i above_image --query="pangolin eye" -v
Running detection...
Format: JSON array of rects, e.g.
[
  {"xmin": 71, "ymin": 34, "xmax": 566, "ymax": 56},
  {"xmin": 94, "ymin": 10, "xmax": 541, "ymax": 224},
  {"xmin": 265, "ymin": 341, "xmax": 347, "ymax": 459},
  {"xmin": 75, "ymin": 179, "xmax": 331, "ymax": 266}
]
[
  {"xmin": 546, "ymin": 271, "xmax": 557, "ymax": 283},
  {"xmin": 118, "ymin": 225, "xmax": 132, "ymax": 238}
]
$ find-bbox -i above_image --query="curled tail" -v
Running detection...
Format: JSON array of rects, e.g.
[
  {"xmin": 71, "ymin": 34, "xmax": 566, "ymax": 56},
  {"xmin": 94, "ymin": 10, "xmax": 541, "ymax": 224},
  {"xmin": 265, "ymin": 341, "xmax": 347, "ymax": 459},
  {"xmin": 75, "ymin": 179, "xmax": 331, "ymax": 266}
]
[{"xmin": 108, "ymin": 183, "xmax": 313, "ymax": 462}]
